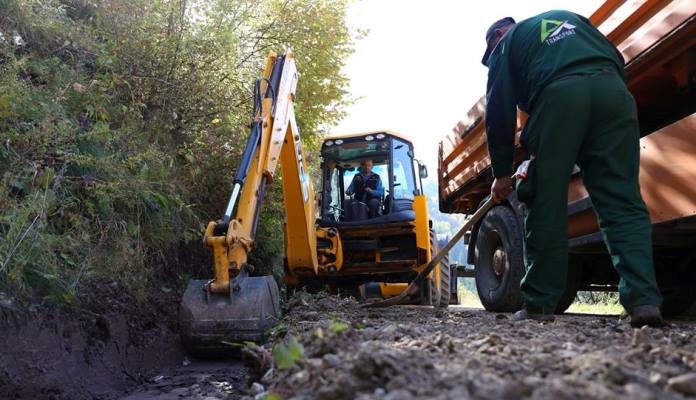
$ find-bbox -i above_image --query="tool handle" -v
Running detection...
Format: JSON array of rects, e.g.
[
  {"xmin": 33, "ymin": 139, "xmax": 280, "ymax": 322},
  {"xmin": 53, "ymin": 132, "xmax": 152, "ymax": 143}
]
[
  {"xmin": 365, "ymin": 197, "xmax": 495, "ymax": 308},
  {"xmin": 410, "ymin": 197, "xmax": 495, "ymax": 291}
]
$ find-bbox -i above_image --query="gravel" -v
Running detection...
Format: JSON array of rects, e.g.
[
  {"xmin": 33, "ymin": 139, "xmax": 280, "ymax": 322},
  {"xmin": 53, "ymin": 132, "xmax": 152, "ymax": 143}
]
[{"xmin": 249, "ymin": 292, "xmax": 696, "ymax": 400}]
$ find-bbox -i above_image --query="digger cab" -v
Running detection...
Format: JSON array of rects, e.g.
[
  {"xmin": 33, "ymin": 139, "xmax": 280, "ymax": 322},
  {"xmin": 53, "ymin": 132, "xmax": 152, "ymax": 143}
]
[
  {"xmin": 318, "ymin": 131, "xmax": 428, "ymax": 226},
  {"xmin": 306, "ymin": 130, "xmax": 454, "ymax": 306}
]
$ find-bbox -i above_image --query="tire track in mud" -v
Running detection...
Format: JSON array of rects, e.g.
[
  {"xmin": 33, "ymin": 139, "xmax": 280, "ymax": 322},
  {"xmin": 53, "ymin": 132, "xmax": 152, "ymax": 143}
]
[{"xmin": 120, "ymin": 359, "xmax": 246, "ymax": 399}]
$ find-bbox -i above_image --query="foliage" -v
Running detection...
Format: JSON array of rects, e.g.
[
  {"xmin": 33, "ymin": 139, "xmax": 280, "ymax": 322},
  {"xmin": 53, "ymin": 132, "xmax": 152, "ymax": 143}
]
[
  {"xmin": 569, "ymin": 291, "xmax": 623, "ymax": 314},
  {"xmin": 329, "ymin": 320, "xmax": 349, "ymax": 333},
  {"xmin": 0, "ymin": 0, "xmax": 357, "ymax": 303},
  {"xmin": 272, "ymin": 336, "xmax": 305, "ymax": 370},
  {"xmin": 457, "ymin": 284, "xmax": 624, "ymax": 315}
]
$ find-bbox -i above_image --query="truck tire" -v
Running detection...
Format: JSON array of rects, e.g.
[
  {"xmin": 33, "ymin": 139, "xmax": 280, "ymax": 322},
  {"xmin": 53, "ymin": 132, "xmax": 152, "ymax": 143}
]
[
  {"xmin": 474, "ymin": 205, "xmax": 524, "ymax": 312},
  {"xmin": 555, "ymin": 256, "xmax": 583, "ymax": 314}
]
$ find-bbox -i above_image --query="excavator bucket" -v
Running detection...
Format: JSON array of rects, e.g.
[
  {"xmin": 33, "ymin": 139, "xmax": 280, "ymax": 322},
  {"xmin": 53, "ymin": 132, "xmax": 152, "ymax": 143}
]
[{"xmin": 179, "ymin": 276, "xmax": 280, "ymax": 355}]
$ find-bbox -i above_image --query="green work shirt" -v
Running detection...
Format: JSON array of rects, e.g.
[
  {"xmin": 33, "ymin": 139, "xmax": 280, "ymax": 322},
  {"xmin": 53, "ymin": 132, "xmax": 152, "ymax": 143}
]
[{"xmin": 485, "ymin": 10, "xmax": 625, "ymax": 177}]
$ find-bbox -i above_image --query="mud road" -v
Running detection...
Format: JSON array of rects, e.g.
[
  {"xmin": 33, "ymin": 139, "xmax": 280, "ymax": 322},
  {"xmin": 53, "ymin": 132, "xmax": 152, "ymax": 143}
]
[
  {"xmin": 240, "ymin": 293, "xmax": 696, "ymax": 400},
  {"xmin": 4, "ymin": 293, "xmax": 696, "ymax": 400},
  {"xmin": 123, "ymin": 292, "xmax": 696, "ymax": 399}
]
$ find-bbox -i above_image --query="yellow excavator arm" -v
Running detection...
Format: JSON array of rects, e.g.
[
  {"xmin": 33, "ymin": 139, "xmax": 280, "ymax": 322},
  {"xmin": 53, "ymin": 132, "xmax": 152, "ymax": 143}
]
[
  {"xmin": 205, "ymin": 50, "xmax": 318, "ymax": 294},
  {"xmin": 180, "ymin": 50, "xmax": 324, "ymax": 353}
]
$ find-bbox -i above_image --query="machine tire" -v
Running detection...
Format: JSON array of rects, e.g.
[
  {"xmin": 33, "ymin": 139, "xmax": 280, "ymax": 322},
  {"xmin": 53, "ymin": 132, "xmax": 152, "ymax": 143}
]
[
  {"xmin": 439, "ymin": 257, "xmax": 451, "ymax": 307},
  {"xmin": 555, "ymin": 256, "xmax": 583, "ymax": 314},
  {"xmin": 420, "ymin": 278, "xmax": 440, "ymax": 307},
  {"xmin": 421, "ymin": 230, "xmax": 450, "ymax": 308},
  {"xmin": 432, "ymin": 230, "xmax": 451, "ymax": 308},
  {"xmin": 474, "ymin": 205, "xmax": 525, "ymax": 312}
]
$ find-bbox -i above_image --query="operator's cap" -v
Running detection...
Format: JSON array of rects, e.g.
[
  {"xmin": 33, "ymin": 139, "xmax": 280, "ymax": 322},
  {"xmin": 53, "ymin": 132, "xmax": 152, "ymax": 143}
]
[{"xmin": 481, "ymin": 17, "xmax": 516, "ymax": 67}]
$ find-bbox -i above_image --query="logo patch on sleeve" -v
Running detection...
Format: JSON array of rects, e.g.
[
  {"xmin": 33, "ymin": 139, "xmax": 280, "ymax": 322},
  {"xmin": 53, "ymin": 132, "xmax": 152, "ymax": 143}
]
[{"xmin": 540, "ymin": 19, "xmax": 576, "ymax": 45}]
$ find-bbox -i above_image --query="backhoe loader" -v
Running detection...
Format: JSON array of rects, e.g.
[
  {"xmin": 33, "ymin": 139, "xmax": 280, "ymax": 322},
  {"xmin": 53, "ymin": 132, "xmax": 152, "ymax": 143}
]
[{"xmin": 180, "ymin": 50, "xmax": 455, "ymax": 353}]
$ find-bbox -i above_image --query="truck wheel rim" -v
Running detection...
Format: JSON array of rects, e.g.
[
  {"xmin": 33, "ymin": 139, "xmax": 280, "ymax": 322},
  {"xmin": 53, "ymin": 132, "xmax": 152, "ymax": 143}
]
[{"xmin": 492, "ymin": 246, "xmax": 507, "ymax": 278}]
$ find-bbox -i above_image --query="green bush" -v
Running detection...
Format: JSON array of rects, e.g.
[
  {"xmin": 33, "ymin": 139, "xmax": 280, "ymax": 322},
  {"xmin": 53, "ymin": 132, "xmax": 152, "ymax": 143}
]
[{"xmin": 0, "ymin": 0, "xmax": 357, "ymax": 303}]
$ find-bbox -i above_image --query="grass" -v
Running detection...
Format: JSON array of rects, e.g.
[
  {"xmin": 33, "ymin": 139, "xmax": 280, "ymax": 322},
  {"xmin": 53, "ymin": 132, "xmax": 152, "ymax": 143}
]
[
  {"xmin": 456, "ymin": 279, "xmax": 623, "ymax": 315},
  {"xmin": 567, "ymin": 300, "xmax": 624, "ymax": 315},
  {"xmin": 457, "ymin": 286, "xmax": 484, "ymax": 308}
]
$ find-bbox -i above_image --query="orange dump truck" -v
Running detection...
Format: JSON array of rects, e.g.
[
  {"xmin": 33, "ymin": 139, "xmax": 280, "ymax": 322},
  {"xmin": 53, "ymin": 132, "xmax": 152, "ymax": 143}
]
[{"xmin": 438, "ymin": 0, "xmax": 696, "ymax": 316}]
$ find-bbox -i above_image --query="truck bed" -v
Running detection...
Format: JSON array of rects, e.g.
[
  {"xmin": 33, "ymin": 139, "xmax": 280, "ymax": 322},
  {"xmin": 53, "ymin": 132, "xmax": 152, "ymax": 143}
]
[{"xmin": 438, "ymin": 0, "xmax": 696, "ymax": 243}]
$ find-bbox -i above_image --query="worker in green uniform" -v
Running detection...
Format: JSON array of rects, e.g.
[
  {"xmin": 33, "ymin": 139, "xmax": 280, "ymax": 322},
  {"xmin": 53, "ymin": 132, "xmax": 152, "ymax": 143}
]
[{"xmin": 481, "ymin": 10, "xmax": 664, "ymax": 327}]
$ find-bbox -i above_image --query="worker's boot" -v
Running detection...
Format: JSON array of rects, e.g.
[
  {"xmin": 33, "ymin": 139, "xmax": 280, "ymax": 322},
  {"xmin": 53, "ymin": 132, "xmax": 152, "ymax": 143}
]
[
  {"xmin": 511, "ymin": 308, "xmax": 555, "ymax": 322},
  {"xmin": 624, "ymin": 305, "xmax": 665, "ymax": 328}
]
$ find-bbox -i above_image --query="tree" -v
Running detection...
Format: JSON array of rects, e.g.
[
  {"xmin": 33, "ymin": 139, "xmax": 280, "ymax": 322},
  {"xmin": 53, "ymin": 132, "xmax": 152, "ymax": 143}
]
[{"xmin": 0, "ymin": 0, "xmax": 358, "ymax": 301}]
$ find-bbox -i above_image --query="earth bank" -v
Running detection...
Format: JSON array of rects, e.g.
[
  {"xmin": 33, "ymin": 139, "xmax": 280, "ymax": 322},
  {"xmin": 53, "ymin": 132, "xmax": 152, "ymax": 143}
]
[{"xmin": 0, "ymin": 279, "xmax": 185, "ymax": 400}]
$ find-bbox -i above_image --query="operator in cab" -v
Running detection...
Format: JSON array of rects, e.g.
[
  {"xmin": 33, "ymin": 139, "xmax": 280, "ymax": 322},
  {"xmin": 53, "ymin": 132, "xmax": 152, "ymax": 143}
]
[
  {"xmin": 482, "ymin": 10, "xmax": 663, "ymax": 326},
  {"xmin": 346, "ymin": 159, "xmax": 384, "ymax": 218}
]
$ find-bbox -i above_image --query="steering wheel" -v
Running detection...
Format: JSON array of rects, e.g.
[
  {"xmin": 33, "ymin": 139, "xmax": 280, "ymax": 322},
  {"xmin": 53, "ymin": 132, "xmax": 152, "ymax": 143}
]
[{"xmin": 329, "ymin": 204, "xmax": 344, "ymax": 218}]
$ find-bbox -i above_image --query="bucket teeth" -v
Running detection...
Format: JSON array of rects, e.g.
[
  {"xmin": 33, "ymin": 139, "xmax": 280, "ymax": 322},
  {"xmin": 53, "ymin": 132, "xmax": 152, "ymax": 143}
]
[{"xmin": 179, "ymin": 276, "xmax": 280, "ymax": 356}]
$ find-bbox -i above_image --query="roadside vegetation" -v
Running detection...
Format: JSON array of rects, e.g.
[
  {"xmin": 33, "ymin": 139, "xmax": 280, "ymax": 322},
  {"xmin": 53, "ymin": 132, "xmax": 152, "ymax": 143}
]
[
  {"xmin": 0, "ymin": 0, "xmax": 358, "ymax": 305},
  {"xmin": 567, "ymin": 291, "xmax": 623, "ymax": 315},
  {"xmin": 457, "ymin": 278, "xmax": 623, "ymax": 315}
]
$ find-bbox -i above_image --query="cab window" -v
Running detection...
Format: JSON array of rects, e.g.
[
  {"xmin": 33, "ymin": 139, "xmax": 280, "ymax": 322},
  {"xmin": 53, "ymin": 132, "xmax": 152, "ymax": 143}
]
[
  {"xmin": 343, "ymin": 163, "xmax": 389, "ymax": 197},
  {"xmin": 391, "ymin": 139, "xmax": 416, "ymax": 200},
  {"xmin": 328, "ymin": 167, "xmax": 342, "ymax": 219}
]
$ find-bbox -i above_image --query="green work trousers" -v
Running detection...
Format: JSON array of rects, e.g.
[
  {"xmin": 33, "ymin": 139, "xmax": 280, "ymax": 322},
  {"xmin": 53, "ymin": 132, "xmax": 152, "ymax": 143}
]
[{"xmin": 519, "ymin": 71, "xmax": 662, "ymax": 313}]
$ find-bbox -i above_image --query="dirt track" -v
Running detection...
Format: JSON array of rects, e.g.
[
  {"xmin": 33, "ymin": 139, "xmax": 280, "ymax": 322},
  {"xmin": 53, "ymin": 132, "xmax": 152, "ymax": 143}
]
[
  {"xmin": 240, "ymin": 293, "xmax": 696, "ymax": 400},
  {"xmin": 4, "ymin": 290, "xmax": 696, "ymax": 399},
  {"xmin": 123, "ymin": 292, "xmax": 696, "ymax": 399}
]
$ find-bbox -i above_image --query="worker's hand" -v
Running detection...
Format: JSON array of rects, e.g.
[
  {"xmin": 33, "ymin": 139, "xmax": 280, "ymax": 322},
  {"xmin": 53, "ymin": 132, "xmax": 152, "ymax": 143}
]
[
  {"xmin": 365, "ymin": 187, "xmax": 373, "ymax": 194},
  {"xmin": 491, "ymin": 176, "xmax": 513, "ymax": 203},
  {"xmin": 345, "ymin": 189, "xmax": 352, "ymax": 196}
]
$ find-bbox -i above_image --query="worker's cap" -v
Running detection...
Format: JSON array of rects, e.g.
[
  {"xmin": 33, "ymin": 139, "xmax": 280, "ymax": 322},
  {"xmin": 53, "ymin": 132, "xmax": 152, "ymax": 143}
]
[{"xmin": 481, "ymin": 17, "xmax": 516, "ymax": 67}]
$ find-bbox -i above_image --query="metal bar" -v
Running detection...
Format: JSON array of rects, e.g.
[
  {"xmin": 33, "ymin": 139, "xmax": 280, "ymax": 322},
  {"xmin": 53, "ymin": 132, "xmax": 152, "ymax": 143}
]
[
  {"xmin": 456, "ymin": 268, "xmax": 475, "ymax": 278},
  {"xmin": 223, "ymin": 183, "xmax": 241, "ymax": 223},
  {"xmin": 268, "ymin": 55, "xmax": 285, "ymax": 116},
  {"xmin": 233, "ymin": 121, "xmax": 262, "ymax": 186}
]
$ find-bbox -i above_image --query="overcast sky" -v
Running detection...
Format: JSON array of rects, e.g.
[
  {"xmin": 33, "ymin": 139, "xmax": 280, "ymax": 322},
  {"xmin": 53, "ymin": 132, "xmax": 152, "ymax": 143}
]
[{"xmin": 334, "ymin": 0, "xmax": 605, "ymax": 172}]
